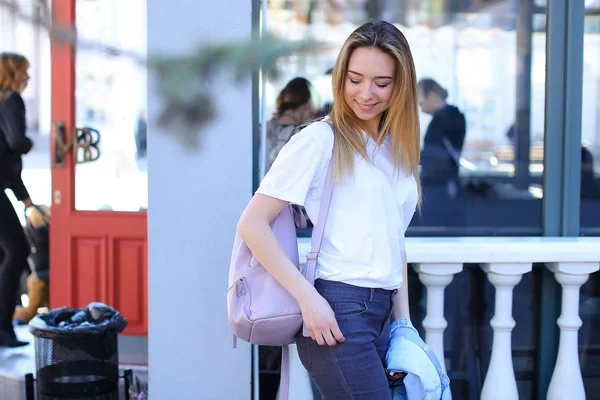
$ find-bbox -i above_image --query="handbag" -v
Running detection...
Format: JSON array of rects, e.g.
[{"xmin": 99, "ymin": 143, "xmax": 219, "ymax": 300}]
[
  {"xmin": 227, "ymin": 150, "xmax": 334, "ymax": 400},
  {"xmin": 24, "ymin": 204, "xmax": 51, "ymax": 281}
]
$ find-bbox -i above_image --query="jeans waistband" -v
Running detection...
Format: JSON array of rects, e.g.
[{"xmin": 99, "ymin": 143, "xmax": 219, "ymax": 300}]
[{"xmin": 315, "ymin": 279, "xmax": 397, "ymax": 301}]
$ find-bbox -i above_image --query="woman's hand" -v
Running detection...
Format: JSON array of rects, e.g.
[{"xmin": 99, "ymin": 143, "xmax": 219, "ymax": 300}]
[
  {"xmin": 22, "ymin": 197, "xmax": 32, "ymax": 208},
  {"xmin": 299, "ymin": 291, "xmax": 345, "ymax": 346}
]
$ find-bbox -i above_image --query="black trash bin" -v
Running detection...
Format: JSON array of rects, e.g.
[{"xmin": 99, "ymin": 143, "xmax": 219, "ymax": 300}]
[{"xmin": 27, "ymin": 302, "xmax": 128, "ymax": 400}]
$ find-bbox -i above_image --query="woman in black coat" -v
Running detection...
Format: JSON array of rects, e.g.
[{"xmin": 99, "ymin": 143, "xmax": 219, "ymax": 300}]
[{"xmin": 0, "ymin": 52, "xmax": 34, "ymax": 347}]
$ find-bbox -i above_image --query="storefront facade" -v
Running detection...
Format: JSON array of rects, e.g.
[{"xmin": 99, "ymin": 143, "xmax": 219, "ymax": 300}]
[{"xmin": 1, "ymin": 0, "xmax": 598, "ymax": 399}]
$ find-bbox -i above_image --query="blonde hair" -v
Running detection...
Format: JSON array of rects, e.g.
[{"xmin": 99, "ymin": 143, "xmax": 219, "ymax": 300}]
[
  {"xmin": 329, "ymin": 21, "xmax": 421, "ymax": 203},
  {"xmin": 0, "ymin": 52, "xmax": 29, "ymax": 93}
]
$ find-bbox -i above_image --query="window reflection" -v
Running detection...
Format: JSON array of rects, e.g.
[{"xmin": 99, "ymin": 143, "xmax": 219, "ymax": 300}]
[
  {"xmin": 260, "ymin": 1, "xmax": 556, "ymax": 399},
  {"xmin": 74, "ymin": 0, "xmax": 148, "ymax": 212},
  {"xmin": 581, "ymin": 11, "xmax": 600, "ymax": 236},
  {"xmin": 579, "ymin": 10, "xmax": 600, "ymax": 396},
  {"xmin": 261, "ymin": 0, "xmax": 548, "ymax": 236},
  {"xmin": 264, "ymin": 77, "xmax": 316, "ymax": 173}
]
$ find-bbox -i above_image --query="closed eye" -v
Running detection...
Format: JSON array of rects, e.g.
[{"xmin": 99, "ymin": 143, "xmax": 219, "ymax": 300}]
[
  {"xmin": 376, "ymin": 83, "xmax": 389, "ymax": 88},
  {"xmin": 350, "ymin": 78, "xmax": 361, "ymax": 84}
]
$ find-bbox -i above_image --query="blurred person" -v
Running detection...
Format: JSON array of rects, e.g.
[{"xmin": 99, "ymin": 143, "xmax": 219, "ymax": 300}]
[
  {"xmin": 238, "ymin": 21, "xmax": 423, "ymax": 398},
  {"xmin": 135, "ymin": 110, "xmax": 147, "ymax": 160},
  {"xmin": 581, "ymin": 146, "xmax": 599, "ymax": 197},
  {"xmin": 0, "ymin": 52, "xmax": 34, "ymax": 347},
  {"xmin": 265, "ymin": 77, "xmax": 315, "ymax": 172},
  {"xmin": 418, "ymin": 78, "xmax": 466, "ymax": 190}
]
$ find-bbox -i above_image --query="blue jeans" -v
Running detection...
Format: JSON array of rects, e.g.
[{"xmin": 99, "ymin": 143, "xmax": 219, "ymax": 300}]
[{"xmin": 296, "ymin": 279, "xmax": 397, "ymax": 400}]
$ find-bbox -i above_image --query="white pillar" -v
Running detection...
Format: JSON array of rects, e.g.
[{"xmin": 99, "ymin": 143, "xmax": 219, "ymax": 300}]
[
  {"xmin": 414, "ymin": 263, "xmax": 463, "ymax": 373},
  {"xmin": 147, "ymin": 1, "xmax": 253, "ymax": 399},
  {"xmin": 546, "ymin": 262, "xmax": 599, "ymax": 400},
  {"xmin": 480, "ymin": 263, "xmax": 532, "ymax": 400}
]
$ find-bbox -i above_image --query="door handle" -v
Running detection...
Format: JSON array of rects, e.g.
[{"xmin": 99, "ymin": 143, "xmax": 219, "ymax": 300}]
[{"xmin": 52, "ymin": 122, "xmax": 101, "ymax": 168}]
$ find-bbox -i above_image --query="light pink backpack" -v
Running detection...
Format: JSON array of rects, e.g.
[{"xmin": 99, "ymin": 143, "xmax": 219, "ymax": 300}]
[{"xmin": 227, "ymin": 156, "xmax": 333, "ymax": 399}]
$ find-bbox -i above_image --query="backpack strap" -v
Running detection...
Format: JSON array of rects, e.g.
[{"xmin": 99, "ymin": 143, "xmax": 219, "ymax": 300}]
[
  {"xmin": 301, "ymin": 145, "xmax": 334, "ymax": 338},
  {"xmin": 279, "ymin": 345, "xmax": 291, "ymax": 400},
  {"xmin": 303, "ymin": 156, "xmax": 334, "ymax": 286}
]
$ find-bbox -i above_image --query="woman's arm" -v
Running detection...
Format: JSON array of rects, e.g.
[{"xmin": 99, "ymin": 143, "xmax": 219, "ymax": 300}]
[
  {"xmin": 392, "ymin": 252, "xmax": 411, "ymax": 320},
  {"xmin": 9, "ymin": 172, "xmax": 31, "ymax": 203},
  {"xmin": 237, "ymin": 193, "xmax": 344, "ymax": 346}
]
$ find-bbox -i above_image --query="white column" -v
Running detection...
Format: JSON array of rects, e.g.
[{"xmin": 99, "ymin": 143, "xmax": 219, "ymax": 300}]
[
  {"xmin": 480, "ymin": 263, "xmax": 532, "ymax": 400},
  {"xmin": 414, "ymin": 263, "xmax": 463, "ymax": 373},
  {"xmin": 147, "ymin": 1, "xmax": 253, "ymax": 399},
  {"xmin": 546, "ymin": 262, "xmax": 599, "ymax": 400}
]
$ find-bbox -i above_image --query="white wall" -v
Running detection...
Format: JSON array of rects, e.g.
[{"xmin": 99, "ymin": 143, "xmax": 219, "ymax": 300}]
[{"xmin": 147, "ymin": 1, "xmax": 252, "ymax": 399}]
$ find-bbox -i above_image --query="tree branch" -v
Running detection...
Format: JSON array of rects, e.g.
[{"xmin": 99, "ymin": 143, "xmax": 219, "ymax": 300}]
[{"xmin": 0, "ymin": 0, "xmax": 331, "ymax": 149}]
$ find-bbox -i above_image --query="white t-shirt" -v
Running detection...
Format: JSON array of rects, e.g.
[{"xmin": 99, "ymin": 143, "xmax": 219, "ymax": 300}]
[{"xmin": 257, "ymin": 120, "xmax": 418, "ymax": 290}]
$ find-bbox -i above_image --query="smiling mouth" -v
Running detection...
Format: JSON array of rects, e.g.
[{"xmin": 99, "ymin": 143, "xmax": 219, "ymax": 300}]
[{"xmin": 356, "ymin": 101, "xmax": 378, "ymax": 111}]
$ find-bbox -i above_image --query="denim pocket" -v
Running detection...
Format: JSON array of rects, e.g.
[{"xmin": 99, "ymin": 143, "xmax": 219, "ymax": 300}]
[{"xmin": 326, "ymin": 297, "xmax": 369, "ymax": 319}]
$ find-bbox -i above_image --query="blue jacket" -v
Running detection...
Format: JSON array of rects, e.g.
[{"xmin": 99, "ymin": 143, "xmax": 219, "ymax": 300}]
[{"xmin": 386, "ymin": 318, "xmax": 451, "ymax": 400}]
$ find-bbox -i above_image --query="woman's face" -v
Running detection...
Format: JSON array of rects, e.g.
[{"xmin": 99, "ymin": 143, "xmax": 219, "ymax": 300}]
[
  {"xmin": 343, "ymin": 47, "xmax": 395, "ymax": 131},
  {"xmin": 15, "ymin": 67, "xmax": 30, "ymax": 93}
]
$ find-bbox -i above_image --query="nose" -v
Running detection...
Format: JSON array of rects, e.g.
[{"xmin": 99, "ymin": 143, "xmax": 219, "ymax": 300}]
[{"xmin": 359, "ymin": 83, "xmax": 374, "ymax": 101}]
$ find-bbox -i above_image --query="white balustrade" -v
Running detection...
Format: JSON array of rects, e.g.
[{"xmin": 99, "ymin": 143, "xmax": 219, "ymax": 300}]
[
  {"xmin": 546, "ymin": 262, "xmax": 600, "ymax": 400},
  {"xmin": 293, "ymin": 237, "xmax": 600, "ymax": 400},
  {"xmin": 414, "ymin": 263, "xmax": 463, "ymax": 373},
  {"xmin": 480, "ymin": 263, "xmax": 532, "ymax": 400}
]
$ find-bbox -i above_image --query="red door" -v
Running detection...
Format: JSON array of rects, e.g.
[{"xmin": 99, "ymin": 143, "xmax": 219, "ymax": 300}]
[{"xmin": 50, "ymin": 1, "xmax": 148, "ymax": 336}]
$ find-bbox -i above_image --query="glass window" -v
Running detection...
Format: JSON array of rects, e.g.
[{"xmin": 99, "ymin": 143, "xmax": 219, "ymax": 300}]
[
  {"xmin": 260, "ymin": 0, "xmax": 547, "ymax": 237},
  {"xmin": 74, "ymin": 0, "xmax": 148, "ymax": 211},
  {"xmin": 259, "ymin": 1, "xmax": 549, "ymax": 399},
  {"xmin": 580, "ymin": 9, "xmax": 600, "ymax": 236},
  {"xmin": 579, "ymin": 7, "xmax": 600, "ymax": 396}
]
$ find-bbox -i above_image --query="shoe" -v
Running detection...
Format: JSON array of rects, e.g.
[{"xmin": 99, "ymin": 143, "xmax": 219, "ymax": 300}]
[{"xmin": 0, "ymin": 329, "xmax": 28, "ymax": 348}]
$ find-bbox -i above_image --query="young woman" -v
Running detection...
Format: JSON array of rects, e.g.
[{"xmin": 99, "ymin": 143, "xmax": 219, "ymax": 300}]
[
  {"xmin": 237, "ymin": 21, "xmax": 421, "ymax": 399},
  {"xmin": 0, "ymin": 52, "xmax": 34, "ymax": 347}
]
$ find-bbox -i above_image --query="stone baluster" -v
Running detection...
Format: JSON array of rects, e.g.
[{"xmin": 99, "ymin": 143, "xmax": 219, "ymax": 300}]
[
  {"xmin": 480, "ymin": 263, "xmax": 532, "ymax": 400},
  {"xmin": 414, "ymin": 263, "xmax": 463, "ymax": 374},
  {"xmin": 546, "ymin": 262, "xmax": 599, "ymax": 400}
]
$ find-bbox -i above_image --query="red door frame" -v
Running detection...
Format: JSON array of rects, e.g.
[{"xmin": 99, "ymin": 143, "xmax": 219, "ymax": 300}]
[{"xmin": 50, "ymin": 2, "xmax": 148, "ymax": 335}]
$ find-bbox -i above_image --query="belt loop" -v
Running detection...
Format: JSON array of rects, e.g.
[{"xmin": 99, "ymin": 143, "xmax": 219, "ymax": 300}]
[{"xmin": 369, "ymin": 288, "xmax": 374, "ymax": 302}]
